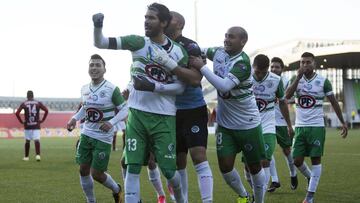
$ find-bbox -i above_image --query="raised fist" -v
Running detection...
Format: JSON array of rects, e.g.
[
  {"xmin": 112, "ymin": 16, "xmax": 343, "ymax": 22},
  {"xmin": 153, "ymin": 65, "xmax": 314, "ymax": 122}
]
[{"xmin": 92, "ymin": 13, "xmax": 104, "ymax": 28}]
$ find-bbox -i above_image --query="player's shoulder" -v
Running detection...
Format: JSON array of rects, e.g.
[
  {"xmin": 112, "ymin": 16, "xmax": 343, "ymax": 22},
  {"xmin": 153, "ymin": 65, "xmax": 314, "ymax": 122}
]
[
  {"xmin": 103, "ymin": 80, "xmax": 117, "ymax": 91},
  {"xmin": 176, "ymin": 35, "xmax": 201, "ymax": 56},
  {"xmin": 268, "ymin": 72, "xmax": 281, "ymax": 81}
]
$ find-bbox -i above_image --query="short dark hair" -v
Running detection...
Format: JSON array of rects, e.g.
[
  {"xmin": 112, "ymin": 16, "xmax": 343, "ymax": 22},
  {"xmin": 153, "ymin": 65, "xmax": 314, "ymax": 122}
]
[
  {"xmin": 148, "ymin": 3, "xmax": 172, "ymax": 29},
  {"xmin": 254, "ymin": 54, "xmax": 270, "ymax": 70},
  {"xmin": 27, "ymin": 90, "xmax": 34, "ymax": 99},
  {"xmin": 271, "ymin": 57, "xmax": 284, "ymax": 69},
  {"xmin": 301, "ymin": 52, "xmax": 315, "ymax": 59},
  {"xmin": 90, "ymin": 54, "xmax": 105, "ymax": 66}
]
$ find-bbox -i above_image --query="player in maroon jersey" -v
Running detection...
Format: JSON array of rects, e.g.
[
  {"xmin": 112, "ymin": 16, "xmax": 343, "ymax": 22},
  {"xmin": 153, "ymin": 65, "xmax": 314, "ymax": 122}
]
[{"xmin": 15, "ymin": 90, "xmax": 48, "ymax": 161}]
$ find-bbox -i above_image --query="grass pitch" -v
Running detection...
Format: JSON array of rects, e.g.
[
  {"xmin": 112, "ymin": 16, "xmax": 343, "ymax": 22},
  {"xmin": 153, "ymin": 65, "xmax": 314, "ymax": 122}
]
[{"xmin": 0, "ymin": 128, "xmax": 359, "ymax": 203}]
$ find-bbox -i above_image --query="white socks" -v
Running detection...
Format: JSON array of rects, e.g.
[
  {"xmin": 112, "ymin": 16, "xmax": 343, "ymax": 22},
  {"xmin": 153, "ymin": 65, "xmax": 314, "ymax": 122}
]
[
  {"xmin": 178, "ymin": 169, "xmax": 188, "ymax": 201},
  {"xmin": 102, "ymin": 173, "xmax": 120, "ymax": 193},
  {"xmin": 80, "ymin": 175, "xmax": 96, "ymax": 203},
  {"xmin": 222, "ymin": 168, "xmax": 248, "ymax": 197},
  {"xmin": 285, "ymin": 154, "xmax": 297, "ymax": 177},
  {"xmin": 298, "ymin": 162, "xmax": 311, "ymax": 178},
  {"xmin": 195, "ymin": 161, "xmax": 213, "ymax": 202},
  {"xmin": 168, "ymin": 171, "xmax": 185, "ymax": 203},
  {"xmin": 251, "ymin": 168, "xmax": 266, "ymax": 203},
  {"xmin": 308, "ymin": 164, "xmax": 322, "ymax": 193},
  {"xmin": 269, "ymin": 156, "xmax": 279, "ymax": 183},
  {"xmin": 125, "ymin": 171, "xmax": 141, "ymax": 203},
  {"xmin": 147, "ymin": 166, "xmax": 165, "ymax": 197}
]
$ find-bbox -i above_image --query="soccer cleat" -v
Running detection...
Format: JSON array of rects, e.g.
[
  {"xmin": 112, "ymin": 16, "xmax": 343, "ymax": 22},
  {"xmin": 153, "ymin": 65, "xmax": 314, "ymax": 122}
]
[
  {"xmin": 35, "ymin": 155, "xmax": 41, "ymax": 162},
  {"xmin": 112, "ymin": 183, "xmax": 123, "ymax": 203},
  {"xmin": 167, "ymin": 184, "xmax": 176, "ymax": 201},
  {"xmin": 267, "ymin": 182, "xmax": 281, "ymax": 192},
  {"xmin": 237, "ymin": 195, "xmax": 250, "ymax": 203},
  {"xmin": 157, "ymin": 195, "xmax": 166, "ymax": 203},
  {"xmin": 23, "ymin": 157, "xmax": 29, "ymax": 161},
  {"xmin": 290, "ymin": 175, "xmax": 298, "ymax": 190}
]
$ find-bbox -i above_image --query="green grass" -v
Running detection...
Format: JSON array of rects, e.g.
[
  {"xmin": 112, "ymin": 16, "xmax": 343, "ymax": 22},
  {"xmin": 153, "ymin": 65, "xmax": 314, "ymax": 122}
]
[{"xmin": 0, "ymin": 128, "xmax": 359, "ymax": 203}]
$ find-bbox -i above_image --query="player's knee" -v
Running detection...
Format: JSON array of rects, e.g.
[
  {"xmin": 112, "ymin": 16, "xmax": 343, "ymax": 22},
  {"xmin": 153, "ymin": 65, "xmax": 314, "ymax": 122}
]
[
  {"xmin": 160, "ymin": 167, "xmax": 175, "ymax": 180},
  {"xmin": 127, "ymin": 164, "xmax": 141, "ymax": 174}
]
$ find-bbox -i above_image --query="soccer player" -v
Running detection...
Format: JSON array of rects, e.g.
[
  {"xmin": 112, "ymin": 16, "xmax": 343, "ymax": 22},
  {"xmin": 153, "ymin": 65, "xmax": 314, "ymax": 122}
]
[
  {"xmin": 166, "ymin": 11, "xmax": 213, "ymax": 203},
  {"xmin": 267, "ymin": 57, "xmax": 298, "ymax": 192},
  {"xmin": 250, "ymin": 54, "xmax": 294, "ymax": 195},
  {"xmin": 285, "ymin": 52, "xmax": 348, "ymax": 203},
  {"xmin": 15, "ymin": 90, "xmax": 48, "ymax": 161},
  {"xmin": 190, "ymin": 26, "xmax": 266, "ymax": 203},
  {"xmin": 67, "ymin": 54, "xmax": 128, "ymax": 203},
  {"xmin": 92, "ymin": 3, "xmax": 192, "ymax": 203}
]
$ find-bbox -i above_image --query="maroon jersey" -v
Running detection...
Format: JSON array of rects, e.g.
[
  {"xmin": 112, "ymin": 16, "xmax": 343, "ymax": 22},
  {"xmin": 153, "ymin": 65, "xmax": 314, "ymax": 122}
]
[{"xmin": 15, "ymin": 100, "xmax": 49, "ymax": 129}]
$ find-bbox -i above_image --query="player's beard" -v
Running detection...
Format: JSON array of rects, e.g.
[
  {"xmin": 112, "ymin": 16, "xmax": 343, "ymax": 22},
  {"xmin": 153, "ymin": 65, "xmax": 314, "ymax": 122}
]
[{"xmin": 145, "ymin": 26, "xmax": 161, "ymax": 38}]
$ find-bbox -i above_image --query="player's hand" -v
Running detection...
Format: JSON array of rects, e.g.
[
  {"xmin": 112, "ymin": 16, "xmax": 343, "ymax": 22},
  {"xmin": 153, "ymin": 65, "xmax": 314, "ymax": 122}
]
[
  {"xmin": 133, "ymin": 75, "xmax": 155, "ymax": 92},
  {"xmin": 66, "ymin": 118, "xmax": 77, "ymax": 132},
  {"xmin": 92, "ymin": 13, "xmax": 104, "ymax": 28},
  {"xmin": 99, "ymin": 121, "xmax": 113, "ymax": 132},
  {"xmin": 288, "ymin": 126, "xmax": 295, "ymax": 138},
  {"xmin": 189, "ymin": 56, "xmax": 206, "ymax": 71},
  {"xmin": 296, "ymin": 67, "xmax": 305, "ymax": 79},
  {"xmin": 122, "ymin": 89, "xmax": 130, "ymax": 100},
  {"xmin": 149, "ymin": 44, "xmax": 178, "ymax": 71},
  {"xmin": 340, "ymin": 123, "xmax": 348, "ymax": 138}
]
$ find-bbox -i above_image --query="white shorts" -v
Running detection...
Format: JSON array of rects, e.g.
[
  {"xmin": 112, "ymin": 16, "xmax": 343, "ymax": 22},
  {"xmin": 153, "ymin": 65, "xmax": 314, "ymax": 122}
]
[{"xmin": 24, "ymin": 129, "xmax": 41, "ymax": 140}]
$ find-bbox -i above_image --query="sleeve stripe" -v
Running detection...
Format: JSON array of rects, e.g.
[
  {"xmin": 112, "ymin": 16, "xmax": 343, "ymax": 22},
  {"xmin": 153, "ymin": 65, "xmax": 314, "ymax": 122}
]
[{"xmin": 108, "ymin": 37, "xmax": 117, "ymax": 49}]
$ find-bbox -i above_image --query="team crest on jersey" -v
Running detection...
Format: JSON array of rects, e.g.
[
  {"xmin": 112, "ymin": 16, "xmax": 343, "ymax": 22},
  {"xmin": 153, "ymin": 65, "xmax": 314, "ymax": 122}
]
[
  {"xmin": 298, "ymin": 95, "xmax": 316, "ymax": 108},
  {"xmin": 254, "ymin": 85, "xmax": 266, "ymax": 92},
  {"xmin": 315, "ymin": 80, "xmax": 321, "ymax": 86},
  {"xmin": 99, "ymin": 90, "xmax": 107, "ymax": 98},
  {"xmin": 218, "ymin": 91, "xmax": 231, "ymax": 99},
  {"xmin": 256, "ymin": 98, "xmax": 268, "ymax": 112},
  {"xmin": 145, "ymin": 64, "xmax": 169, "ymax": 82},
  {"xmin": 266, "ymin": 81, "xmax": 273, "ymax": 88},
  {"xmin": 86, "ymin": 107, "xmax": 104, "ymax": 122}
]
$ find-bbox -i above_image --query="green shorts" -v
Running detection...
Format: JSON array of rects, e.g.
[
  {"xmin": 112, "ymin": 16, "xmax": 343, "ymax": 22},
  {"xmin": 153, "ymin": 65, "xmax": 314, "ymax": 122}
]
[
  {"xmin": 275, "ymin": 126, "xmax": 293, "ymax": 148},
  {"xmin": 292, "ymin": 127, "xmax": 325, "ymax": 158},
  {"xmin": 125, "ymin": 108, "xmax": 176, "ymax": 170},
  {"xmin": 263, "ymin": 133, "xmax": 276, "ymax": 161},
  {"xmin": 216, "ymin": 124, "xmax": 265, "ymax": 165},
  {"xmin": 76, "ymin": 134, "xmax": 111, "ymax": 171}
]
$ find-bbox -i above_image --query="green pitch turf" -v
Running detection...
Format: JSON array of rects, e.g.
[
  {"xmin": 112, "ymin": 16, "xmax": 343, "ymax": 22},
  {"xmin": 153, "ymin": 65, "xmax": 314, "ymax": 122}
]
[{"xmin": 0, "ymin": 128, "xmax": 359, "ymax": 203}]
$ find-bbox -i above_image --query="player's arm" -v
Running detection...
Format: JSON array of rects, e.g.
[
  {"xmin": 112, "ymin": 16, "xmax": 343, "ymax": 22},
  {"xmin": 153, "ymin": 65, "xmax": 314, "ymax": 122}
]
[
  {"xmin": 67, "ymin": 106, "xmax": 86, "ymax": 131},
  {"xmin": 325, "ymin": 78, "xmax": 347, "ymax": 138},
  {"xmin": 285, "ymin": 67, "xmax": 305, "ymax": 99},
  {"xmin": 277, "ymin": 80, "xmax": 294, "ymax": 136},
  {"xmin": 15, "ymin": 104, "xmax": 24, "ymax": 124},
  {"xmin": 100, "ymin": 87, "xmax": 128, "ymax": 132},
  {"xmin": 133, "ymin": 75, "xmax": 185, "ymax": 95},
  {"xmin": 39, "ymin": 102, "xmax": 49, "ymax": 123}
]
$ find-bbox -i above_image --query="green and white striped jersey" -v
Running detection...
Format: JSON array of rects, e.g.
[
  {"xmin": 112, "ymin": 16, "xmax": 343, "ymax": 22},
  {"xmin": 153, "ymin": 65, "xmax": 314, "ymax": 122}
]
[
  {"xmin": 290, "ymin": 73, "xmax": 333, "ymax": 127},
  {"xmin": 116, "ymin": 35, "xmax": 188, "ymax": 116},
  {"xmin": 275, "ymin": 75, "xmax": 289, "ymax": 127},
  {"xmin": 252, "ymin": 72, "xmax": 284, "ymax": 134},
  {"xmin": 205, "ymin": 47, "xmax": 260, "ymax": 130},
  {"xmin": 81, "ymin": 80, "xmax": 126, "ymax": 144}
]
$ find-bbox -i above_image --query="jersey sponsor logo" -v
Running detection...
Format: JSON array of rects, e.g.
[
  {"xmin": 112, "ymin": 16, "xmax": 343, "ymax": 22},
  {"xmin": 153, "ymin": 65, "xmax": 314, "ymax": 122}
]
[
  {"xmin": 313, "ymin": 140, "xmax": 321, "ymax": 147},
  {"xmin": 145, "ymin": 64, "xmax": 169, "ymax": 82},
  {"xmin": 315, "ymin": 80, "xmax": 321, "ymax": 86},
  {"xmin": 254, "ymin": 84, "xmax": 266, "ymax": 92},
  {"xmin": 168, "ymin": 143, "xmax": 175, "ymax": 152},
  {"xmin": 191, "ymin": 125, "xmax": 200, "ymax": 133},
  {"xmin": 217, "ymin": 91, "xmax": 231, "ymax": 99},
  {"xmin": 86, "ymin": 108, "xmax": 104, "ymax": 122},
  {"xmin": 256, "ymin": 98, "xmax": 268, "ymax": 112},
  {"xmin": 265, "ymin": 143, "xmax": 269, "ymax": 151},
  {"xmin": 298, "ymin": 95, "xmax": 316, "ymax": 108}
]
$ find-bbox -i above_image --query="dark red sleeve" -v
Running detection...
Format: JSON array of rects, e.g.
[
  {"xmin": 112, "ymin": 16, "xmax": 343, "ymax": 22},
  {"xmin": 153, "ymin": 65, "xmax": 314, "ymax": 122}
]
[
  {"xmin": 15, "ymin": 103, "xmax": 25, "ymax": 124},
  {"xmin": 39, "ymin": 102, "xmax": 49, "ymax": 122}
]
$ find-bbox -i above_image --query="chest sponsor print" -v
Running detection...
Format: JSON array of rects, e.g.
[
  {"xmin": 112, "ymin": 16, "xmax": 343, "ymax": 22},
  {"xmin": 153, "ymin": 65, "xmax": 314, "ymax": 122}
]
[
  {"xmin": 145, "ymin": 64, "xmax": 169, "ymax": 82},
  {"xmin": 256, "ymin": 98, "xmax": 268, "ymax": 112},
  {"xmin": 298, "ymin": 95, "xmax": 316, "ymax": 108},
  {"xmin": 86, "ymin": 107, "xmax": 104, "ymax": 122}
]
